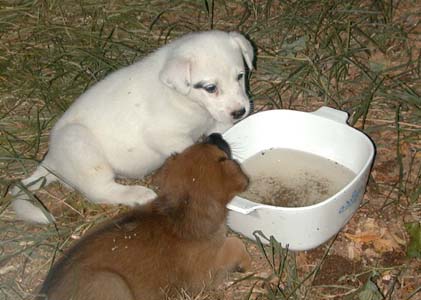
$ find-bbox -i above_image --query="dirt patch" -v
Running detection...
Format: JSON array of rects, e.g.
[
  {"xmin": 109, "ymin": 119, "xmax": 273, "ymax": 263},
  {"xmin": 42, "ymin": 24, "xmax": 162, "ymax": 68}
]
[
  {"xmin": 380, "ymin": 251, "xmax": 407, "ymax": 268},
  {"xmin": 313, "ymin": 254, "xmax": 363, "ymax": 286}
]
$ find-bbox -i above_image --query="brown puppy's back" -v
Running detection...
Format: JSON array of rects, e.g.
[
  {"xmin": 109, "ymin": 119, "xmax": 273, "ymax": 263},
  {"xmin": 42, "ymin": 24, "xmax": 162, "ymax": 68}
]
[{"xmin": 40, "ymin": 206, "xmax": 227, "ymax": 300}]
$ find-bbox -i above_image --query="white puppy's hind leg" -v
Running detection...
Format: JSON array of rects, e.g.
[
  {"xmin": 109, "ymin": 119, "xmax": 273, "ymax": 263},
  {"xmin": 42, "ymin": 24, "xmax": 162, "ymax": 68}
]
[
  {"xmin": 11, "ymin": 166, "xmax": 58, "ymax": 224},
  {"xmin": 47, "ymin": 124, "xmax": 157, "ymax": 208}
]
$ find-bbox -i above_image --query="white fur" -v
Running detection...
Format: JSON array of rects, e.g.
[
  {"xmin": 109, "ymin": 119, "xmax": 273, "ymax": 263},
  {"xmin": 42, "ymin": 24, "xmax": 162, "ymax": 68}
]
[{"xmin": 11, "ymin": 30, "xmax": 254, "ymax": 223}]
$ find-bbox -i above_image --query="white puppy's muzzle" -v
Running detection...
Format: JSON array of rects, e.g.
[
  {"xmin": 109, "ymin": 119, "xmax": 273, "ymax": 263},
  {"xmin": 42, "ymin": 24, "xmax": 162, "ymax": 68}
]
[{"xmin": 231, "ymin": 107, "xmax": 247, "ymax": 120}]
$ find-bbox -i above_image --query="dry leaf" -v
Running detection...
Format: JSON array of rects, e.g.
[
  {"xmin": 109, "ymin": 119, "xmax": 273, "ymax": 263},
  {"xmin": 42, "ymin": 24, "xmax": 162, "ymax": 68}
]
[
  {"xmin": 373, "ymin": 238, "xmax": 401, "ymax": 253},
  {"xmin": 389, "ymin": 230, "xmax": 406, "ymax": 246},
  {"xmin": 344, "ymin": 232, "xmax": 380, "ymax": 243},
  {"xmin": 347, "ymin": 242, "xmax": 363, "ymax": 260},
  {"xmin": 364, "ymin": 248, "xmax": 381, "ymax": 258},
  {"xmin": 345, "ymin": 219, "xmax": 404, "ymax": 255}
]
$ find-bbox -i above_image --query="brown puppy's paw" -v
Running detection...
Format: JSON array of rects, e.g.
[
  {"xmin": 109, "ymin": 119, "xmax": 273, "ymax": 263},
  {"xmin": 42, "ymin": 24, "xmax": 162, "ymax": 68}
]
[
  {"xmin": 217, "ymin": 237, "xmax": 252, "ymax": 273},
  {"xmin": 235, "ymin": 263, "xmax": 248, "ymax": 273},
  {"xmin": 235, "ymin": 248, "xmax": 252, "ymax": 273}
]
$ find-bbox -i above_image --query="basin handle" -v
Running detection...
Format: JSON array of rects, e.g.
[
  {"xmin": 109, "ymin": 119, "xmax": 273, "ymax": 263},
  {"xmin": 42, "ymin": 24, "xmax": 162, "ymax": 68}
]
[
  {"xmin": 227, "ymin": 196, "xmax": 266, "ymax": 214},
  {"xmin": 311, "ymin": 106, "xmax": 349, "ymax": 124}
]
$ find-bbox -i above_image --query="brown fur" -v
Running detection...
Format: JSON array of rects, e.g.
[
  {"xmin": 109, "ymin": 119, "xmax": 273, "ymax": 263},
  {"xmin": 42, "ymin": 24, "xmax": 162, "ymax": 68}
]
[{"xmin": 37, "ymin": 141, "xmax": 251, "ymax": 300}]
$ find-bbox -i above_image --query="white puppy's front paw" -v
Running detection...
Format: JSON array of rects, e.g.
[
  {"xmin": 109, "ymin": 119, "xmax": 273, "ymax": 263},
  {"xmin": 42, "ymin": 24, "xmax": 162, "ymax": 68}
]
[{"xmin": 124, "ymin": 186, "xmax": 157, "ymax": 207}]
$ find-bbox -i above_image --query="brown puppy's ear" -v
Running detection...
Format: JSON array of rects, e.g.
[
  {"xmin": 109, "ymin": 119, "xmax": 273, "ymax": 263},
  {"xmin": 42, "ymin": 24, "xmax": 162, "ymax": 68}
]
[
  {"xmin": 221, "ymin": 160, "xmax": 249, "ymax": 199},
  {"xmin": 151, "ymin": 194, "xmax": 189, "ymax": 217},
  {"xmin": 151, "ymin": 154, "xmax": 178, "ymax": 193},
  {"xmin": 151, "ymin": 153, "xmax": 190, "ymax": 216}
]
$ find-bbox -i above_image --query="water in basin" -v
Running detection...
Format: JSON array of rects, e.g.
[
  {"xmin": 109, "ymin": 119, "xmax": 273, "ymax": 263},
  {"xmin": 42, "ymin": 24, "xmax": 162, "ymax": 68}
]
[{"xmin": 240, "ymin": 148, "xmax": 356, "ymax": 207}]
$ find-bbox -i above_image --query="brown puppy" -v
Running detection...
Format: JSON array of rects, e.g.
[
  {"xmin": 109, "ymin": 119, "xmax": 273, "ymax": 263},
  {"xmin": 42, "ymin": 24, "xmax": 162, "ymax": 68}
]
[{"xmin": 37, "ymin": 133, "xmax": 251, "ymax": 300}]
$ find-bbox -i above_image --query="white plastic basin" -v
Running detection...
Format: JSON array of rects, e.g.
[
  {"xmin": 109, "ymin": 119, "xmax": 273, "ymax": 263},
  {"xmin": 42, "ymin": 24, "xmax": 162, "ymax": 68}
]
[{"xmin": 223, "ymin": 106, "xmax": 375, "ymax": 251}]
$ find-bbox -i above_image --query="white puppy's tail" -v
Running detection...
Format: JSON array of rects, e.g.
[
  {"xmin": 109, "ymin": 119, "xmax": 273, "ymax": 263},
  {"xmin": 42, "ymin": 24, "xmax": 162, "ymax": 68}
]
[{"xmin": 10, "ymin": 166, "xmax": 57, "ymax": 224}]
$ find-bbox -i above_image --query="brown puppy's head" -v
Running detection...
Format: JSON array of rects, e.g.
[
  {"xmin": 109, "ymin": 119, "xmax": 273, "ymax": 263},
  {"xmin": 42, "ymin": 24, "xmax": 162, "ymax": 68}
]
[
  {"xmin": 152, "ymin": 134, "xmax": 249, "ymax": 238},
  {"xmin": 153, "ymin": 133, "xmax": 249, "ymax": 206}
]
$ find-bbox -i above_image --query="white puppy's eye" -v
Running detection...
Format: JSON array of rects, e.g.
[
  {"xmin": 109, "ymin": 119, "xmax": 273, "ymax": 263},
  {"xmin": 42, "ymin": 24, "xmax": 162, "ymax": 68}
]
[
  {"xmin": 237, "ymin": 73, "xmax": 244, "ymax": 81},
  {"xmin": 203, "ymin": 84, "xmax": 217, "ymax": 94}
]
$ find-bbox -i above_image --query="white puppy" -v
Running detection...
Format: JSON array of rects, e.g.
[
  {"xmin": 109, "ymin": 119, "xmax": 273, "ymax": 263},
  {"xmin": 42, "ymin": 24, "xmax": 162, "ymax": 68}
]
[{"xmin": 11, "ymin": 30, "xmax": 254, "ymax": 224}]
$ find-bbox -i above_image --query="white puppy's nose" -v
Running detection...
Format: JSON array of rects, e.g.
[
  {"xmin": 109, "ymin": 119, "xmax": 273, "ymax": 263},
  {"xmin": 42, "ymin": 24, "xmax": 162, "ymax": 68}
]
[{"xmin": 231, "ymin": 107, "xmax": 246, "ymax": 120}]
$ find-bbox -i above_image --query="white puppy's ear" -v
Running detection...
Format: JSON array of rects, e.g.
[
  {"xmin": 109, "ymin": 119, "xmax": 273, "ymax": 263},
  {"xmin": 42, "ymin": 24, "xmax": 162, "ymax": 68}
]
[
  {"xmin": 229, "ymin": 32, "xmax": 254, "ymax": 70},
  {"xmin": 159, "ymin": 56, "xmax": 191, "ymax": 95}
]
